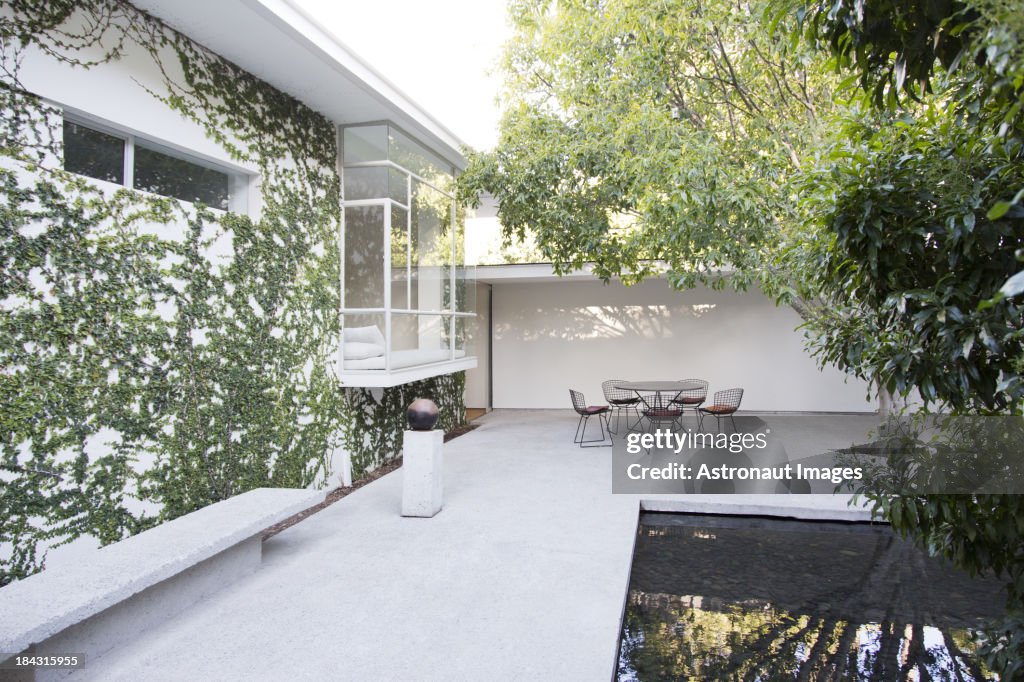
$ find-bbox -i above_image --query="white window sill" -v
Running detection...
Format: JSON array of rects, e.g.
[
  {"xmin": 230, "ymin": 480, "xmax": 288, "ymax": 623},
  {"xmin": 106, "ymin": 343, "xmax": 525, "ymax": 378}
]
[{"xmin": 338, "ymin": 356, "xmax": 477, "ymax": 388}]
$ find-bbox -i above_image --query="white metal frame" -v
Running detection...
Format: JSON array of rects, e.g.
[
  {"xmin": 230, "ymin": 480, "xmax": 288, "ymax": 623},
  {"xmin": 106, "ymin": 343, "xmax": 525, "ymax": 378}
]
[
  {"xmin": 60, "ymin": 109, "xmax": 252, "ymax": 214},
  {"xmin": 338, "ymin": 122, "xmax": 475, "ymax": 388}
]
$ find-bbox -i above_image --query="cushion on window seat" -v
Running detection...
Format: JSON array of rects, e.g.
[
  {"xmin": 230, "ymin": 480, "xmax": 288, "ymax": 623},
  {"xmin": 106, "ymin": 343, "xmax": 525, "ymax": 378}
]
[
  {"xmin": 343, "ymin": 342, "xmax": 385, "ymax": 360},
  {"xmin": 343, "ymin": 325, "xmax": 385, "ymax": 346},
  {"xmin": 344, "ymin": 348, "xmax": 466, "ymax": 370}
]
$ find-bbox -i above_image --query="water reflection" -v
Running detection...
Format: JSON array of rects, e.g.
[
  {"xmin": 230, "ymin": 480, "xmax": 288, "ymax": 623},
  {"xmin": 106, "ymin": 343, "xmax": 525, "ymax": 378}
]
[{"xmin": 617, "ymin": 514, "xmax": 1004, "ymax": 681}]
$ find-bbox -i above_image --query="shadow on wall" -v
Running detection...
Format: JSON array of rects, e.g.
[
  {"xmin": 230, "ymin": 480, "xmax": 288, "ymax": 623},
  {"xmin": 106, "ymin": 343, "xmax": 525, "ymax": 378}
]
[
  {"xmin": 490, "ymin": 279, "xmax": 872, "ymax": 412},
  {"xmin": 493, "ymin": 279, "xmax": 764, "ymax": 346},
  {"xmin": 494, "ymin": 302, "xmax": 717, "ymax": 342}
]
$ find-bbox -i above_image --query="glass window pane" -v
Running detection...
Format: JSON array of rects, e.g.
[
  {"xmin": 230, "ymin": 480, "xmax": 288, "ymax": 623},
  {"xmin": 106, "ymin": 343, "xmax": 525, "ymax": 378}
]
[
  {"xmin": 390, "ymin": 312, "xmax": 449, "ymax": 353},
  {"xmin": 344, "ymin": 166, "xmax": 408, "ymax": 204},
  {"xmin": 134, "ymin": 144, "xmax": 229, "ymax": 210},
  {"xmin": 455, "ymin": 315, "xmax": 471, "ymax": 354},
  {"xmin": 341, "ymin": 312, "xmax": 386, "ymax": 370},
  {"xmin": 385, "ymin": 313, "xmax": 451, "ymax": 369},
  {"xmin": 389, "ymin": 127, "xmax": 452, "ymax": 183},
  {"xmin": 457, "ymin": 266, "xmax": 476, "ymax": 315},
  {"xmin": 344, "ymin": 205, "xmax": 385, "ymax": 309},
  {"xmin": 391, "ymin": 207, "xmax": 409, "ymax": 310},
  {"xmin": 63, "ymin": 120, "xmax": 124, "ymax": 184},
  {"xmin": 411, "ymin": 180, "xmax": 450, "ymax": 313},
  {"xmin": 344, "ymin": 167, "xmax": 387, "ymax": 201},
  {"xmin": 343, "ymin": 125, "xmax": 388, "ymax": 164},
  {"xmin": 389, "ymin": 168, "xmax": 408, "ymax": 204}
]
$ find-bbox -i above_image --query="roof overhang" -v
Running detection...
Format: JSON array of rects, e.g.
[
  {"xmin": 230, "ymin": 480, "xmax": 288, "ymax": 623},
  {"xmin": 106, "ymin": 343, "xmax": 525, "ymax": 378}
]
[
  {"xmin": 473, "ymin": 263, "xmax": 737, "ymax": 285},
  {"xmin": 474, "ymin": 263, "xmax": 607, "ymax": 284},
  {"xmin": 130, "ymin": 0, "xmax": 467, "ymax": 168}
]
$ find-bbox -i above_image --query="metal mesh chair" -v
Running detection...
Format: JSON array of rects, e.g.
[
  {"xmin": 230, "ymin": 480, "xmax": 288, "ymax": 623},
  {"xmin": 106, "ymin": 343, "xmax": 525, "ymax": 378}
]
[
  {"xmin": 670, "ymin": 379, "xmax": 709, "ymax": 414},
  {"xmin": 602, "ymin": 379, "xmax": 642, "ymax": 434},
  {"xmin": 569, "ymin": 389, "xmax": 612, "ymax": 447},
  {"xmin": 698, "ymin": 388, "xmax": 744, "ymax": 433},
  {"xmin": 635, "ymin": 390, "xmax": 685, "ymax": 438}
]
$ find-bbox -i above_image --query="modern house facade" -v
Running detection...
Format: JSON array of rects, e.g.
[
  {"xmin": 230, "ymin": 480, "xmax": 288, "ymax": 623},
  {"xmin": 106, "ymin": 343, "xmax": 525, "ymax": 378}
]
[{"xmin": 0, "ymin": 0, "xmax": 474, "ymax": 583}]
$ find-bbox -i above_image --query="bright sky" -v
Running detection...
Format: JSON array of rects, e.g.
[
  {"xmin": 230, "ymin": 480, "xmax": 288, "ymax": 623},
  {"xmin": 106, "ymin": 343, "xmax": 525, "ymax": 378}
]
[{"xmin": 290, "ymin": 0, "xmax": 511, "ymax": 151}]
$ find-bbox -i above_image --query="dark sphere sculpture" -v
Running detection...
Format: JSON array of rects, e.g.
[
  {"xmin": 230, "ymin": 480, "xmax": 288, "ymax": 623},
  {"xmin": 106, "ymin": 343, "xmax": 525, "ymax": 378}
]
[{"xmin": 407, "ymin": 398, "xmax": 439, "ymax": 431}]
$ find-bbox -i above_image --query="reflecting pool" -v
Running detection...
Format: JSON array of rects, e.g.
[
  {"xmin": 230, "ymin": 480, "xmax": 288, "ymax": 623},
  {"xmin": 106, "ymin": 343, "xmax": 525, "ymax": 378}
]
[{"xmin": 617, "ymin": 514, "xmax": 1004, "ymax": 681}]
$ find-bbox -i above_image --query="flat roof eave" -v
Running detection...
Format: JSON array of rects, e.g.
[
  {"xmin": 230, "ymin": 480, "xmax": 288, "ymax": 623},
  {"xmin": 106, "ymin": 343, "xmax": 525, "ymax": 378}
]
[
  {"xmin": 130, "ymin": 0, "xmax": 467, "ymax": 168},
  {"xmin": 473, "ymin": 263, "xmax": 737, "ymax": 285}
]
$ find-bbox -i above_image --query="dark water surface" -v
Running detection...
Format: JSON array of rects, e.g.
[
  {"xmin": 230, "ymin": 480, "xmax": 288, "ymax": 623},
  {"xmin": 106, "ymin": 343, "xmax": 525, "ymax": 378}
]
[{"xmin": 617, "ymin": 513, "xmax": 1005, "ymax": 681}]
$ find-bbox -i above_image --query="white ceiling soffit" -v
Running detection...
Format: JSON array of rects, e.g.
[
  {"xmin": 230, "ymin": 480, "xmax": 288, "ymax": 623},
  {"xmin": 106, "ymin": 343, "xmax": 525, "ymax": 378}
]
[{"xmin": 130, "ymin": 0, "xmax": 467, "ymax": 168}]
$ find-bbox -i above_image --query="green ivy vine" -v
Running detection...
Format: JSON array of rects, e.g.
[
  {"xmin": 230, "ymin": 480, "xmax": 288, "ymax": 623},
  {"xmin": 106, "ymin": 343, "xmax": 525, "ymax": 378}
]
[
  {"xmin": 0, "ymin": 0, "xmax": 465, "ymax": 586},
  {"xmin": 340, "ymin": 373, "xmax": 466, "ymax": 475}
]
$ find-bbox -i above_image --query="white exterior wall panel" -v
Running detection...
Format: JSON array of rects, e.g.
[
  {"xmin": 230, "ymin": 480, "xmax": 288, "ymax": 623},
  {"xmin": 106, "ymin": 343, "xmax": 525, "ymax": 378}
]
[{"xmin": 489, "ymin": 278, "xmax": 873, "ymax": 412}]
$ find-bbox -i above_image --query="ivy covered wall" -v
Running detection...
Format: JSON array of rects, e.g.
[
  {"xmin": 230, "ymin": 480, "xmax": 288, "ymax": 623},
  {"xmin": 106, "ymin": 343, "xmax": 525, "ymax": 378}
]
[
  {"xmin": 340, "ymin": 373, "xmax": 466, "ymax": 475},
  {"xmin": 0, "ymin": 2, "xmax": 465, "ymax": 586}
]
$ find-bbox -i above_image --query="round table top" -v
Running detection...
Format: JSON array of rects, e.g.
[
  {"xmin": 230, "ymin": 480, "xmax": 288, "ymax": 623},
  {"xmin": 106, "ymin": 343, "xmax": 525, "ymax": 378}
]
[{"xmin": 617, "ymin": 380, "xmax": 704, "ymax": 392}]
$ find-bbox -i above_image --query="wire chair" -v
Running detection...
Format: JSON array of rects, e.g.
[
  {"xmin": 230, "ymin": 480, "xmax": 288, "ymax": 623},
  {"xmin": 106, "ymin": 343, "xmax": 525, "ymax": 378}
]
[
  {"xmin": 670, "ymin": 378, "xmax": 709, "ymax": 415},
  {"xmin": 698, "ymin": 388, "xmax": 744, "ymax": 433},
  {"xmin": 569, "ymin": 389, "xmax": 612, "ymax": 448},
  {"xmin": 602, "ymin": 379, "xmax": 642, "ymax": 434},
  {"xmin": 635, "ymin": 390, "xmax": 685, "ymax": 443}
]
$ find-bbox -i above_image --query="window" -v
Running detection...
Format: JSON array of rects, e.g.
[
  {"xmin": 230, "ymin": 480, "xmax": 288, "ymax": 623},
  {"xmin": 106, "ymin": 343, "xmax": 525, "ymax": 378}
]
[
  {"xmin": 339, "ymin": 123, "xmax": 476, "ymax": 386},
  {"xmin": 62, "ymin": 118, "xmax": 236, "ymax": 211},
  {"xmin": 133, "ymin": 144, "xmax": 229, "ymax": 209},
  {"xmin": 63, "ymin": 121, "xmax": 124, "ymax": 185}
]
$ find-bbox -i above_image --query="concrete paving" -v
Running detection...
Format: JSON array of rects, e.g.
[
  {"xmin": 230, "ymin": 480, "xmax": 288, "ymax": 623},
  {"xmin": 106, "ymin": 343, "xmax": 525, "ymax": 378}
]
[{"xmin": 74, "ymin": 409, "xmax": 878, "ymax": 681}]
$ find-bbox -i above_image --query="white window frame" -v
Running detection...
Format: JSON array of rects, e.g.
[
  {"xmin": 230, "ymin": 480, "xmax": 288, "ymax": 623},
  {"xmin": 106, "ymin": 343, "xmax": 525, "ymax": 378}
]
[
  {"xmin": 61, "ymin": 110, "xmax": 254, "ymax": 215},
  {"xmin": 338, "ymin": 122, "xmax": 477, "ymax": 388}
]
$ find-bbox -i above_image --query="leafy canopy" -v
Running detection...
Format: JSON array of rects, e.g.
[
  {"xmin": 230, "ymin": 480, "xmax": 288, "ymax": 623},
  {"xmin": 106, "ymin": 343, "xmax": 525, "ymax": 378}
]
[{"xmin": 460, "ymin": 0, "xmax": 837, "ymax": 290}]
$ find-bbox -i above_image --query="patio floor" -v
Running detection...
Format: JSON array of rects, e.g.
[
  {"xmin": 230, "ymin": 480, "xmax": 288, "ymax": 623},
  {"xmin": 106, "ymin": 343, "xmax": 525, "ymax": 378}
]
[{"xmin": 77, "ymin": 409, "xmax": 877, "ymax": 681}]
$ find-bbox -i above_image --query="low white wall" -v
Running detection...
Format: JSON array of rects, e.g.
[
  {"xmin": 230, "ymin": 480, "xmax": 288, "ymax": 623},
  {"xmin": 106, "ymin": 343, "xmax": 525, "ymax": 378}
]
[{"xmin": 490, "ymin": 278, "xmax": 873, "ymax": 412}]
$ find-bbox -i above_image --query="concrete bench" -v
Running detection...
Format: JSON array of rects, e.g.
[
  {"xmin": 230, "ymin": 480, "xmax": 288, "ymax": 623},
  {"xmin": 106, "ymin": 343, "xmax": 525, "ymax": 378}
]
[{"xmin": 0, "ymin": 487, "xmax": 327, "ymax": 680}]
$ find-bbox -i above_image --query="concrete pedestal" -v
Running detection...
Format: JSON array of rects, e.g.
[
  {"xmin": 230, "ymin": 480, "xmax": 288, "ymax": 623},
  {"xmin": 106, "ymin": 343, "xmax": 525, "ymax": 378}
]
[{"xmin": 402, "ymin": 430, "xmax": 444, "ymax": 517}]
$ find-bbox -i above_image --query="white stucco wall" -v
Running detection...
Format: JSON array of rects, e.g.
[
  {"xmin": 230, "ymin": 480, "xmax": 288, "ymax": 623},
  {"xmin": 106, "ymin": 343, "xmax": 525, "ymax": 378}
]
[
  {"xmin": 464, "ymin": 282, "xmax": 491, "ymax": 409},
  {"xmin": 487, "ymin": 278, "xmax": 874, "ymax": 412},
  {"xmin": 14, "ymin": 18, "xmax": 260, "ymax": 188}
]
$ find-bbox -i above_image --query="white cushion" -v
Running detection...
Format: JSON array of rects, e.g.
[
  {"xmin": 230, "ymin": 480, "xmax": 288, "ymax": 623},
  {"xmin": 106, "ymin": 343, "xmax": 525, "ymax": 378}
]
[
  {"xmin": 344, "ymin": 348, "xmax": 465, "ymax": 370},
  {"xmin": 343, "ymin": 342, "xmax": 385, "ymax": 360},
  {"xmin": 343, "ymin": 325, "xmax": 385, "ymax": 346}
]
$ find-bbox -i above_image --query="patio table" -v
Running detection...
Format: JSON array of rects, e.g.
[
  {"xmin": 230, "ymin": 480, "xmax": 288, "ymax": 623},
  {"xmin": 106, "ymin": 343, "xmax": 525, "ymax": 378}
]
[
  {"xmin": 617, "ymin": 380, "xmax": 704, "ymax": 403},
  {"xmin": 617, "ymin": 380, "xmax": 705, "ymax": 433}
]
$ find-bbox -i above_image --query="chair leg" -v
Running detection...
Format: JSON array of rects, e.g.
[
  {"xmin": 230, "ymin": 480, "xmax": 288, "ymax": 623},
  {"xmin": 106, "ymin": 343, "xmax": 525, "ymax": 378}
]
[
  {"xmin": 575, "ymin": 412, "xmax": 612, "ymax": 447},
  {"xmin": 629, "ymin": 405, "xmax": 642, "ymax": 432},
  {"xmin": 609, "ymin": 406, "xmax": 625, "ymax": 435}
]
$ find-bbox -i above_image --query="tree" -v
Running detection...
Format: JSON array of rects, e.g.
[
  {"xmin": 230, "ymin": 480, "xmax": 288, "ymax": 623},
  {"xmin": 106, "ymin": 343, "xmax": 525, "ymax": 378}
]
[
  {"xmin": 790, "ymin": 103, "xmax": 1024, "ymax": 412},
  {"xmin": 459, "ymin": 0, "xmax": 837, "ymax": 291},
  {"xmin": 787, "ymin": 0, "xmax": 1024, "ymax": 676}
]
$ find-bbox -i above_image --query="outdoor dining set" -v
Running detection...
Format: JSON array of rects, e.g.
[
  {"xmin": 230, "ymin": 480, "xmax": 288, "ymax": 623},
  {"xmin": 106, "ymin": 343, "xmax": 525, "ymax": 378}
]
[{"xmin": 569, "ymin": 380, "xmax": 744, "ymax": 448}]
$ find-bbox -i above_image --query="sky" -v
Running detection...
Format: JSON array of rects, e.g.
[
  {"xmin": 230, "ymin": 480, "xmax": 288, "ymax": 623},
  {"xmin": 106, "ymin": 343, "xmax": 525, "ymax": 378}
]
[{"xmin": 290, "ymin": 0, "xmax": 511, "ymax": 151}]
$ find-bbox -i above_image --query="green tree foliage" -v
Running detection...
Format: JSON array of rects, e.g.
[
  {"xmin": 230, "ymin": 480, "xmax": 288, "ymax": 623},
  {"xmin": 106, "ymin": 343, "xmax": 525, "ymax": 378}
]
[
  {"xmin": 791, "ymin": 104, "xmax": 1024, "ymax": 411},
  {"xmin": 459, "ymin": 0, "xmax": 837, "ymax": 290},
  {"xmin": 788, "ymin": 0, "xmax": 1024, "ymax": 676}
]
